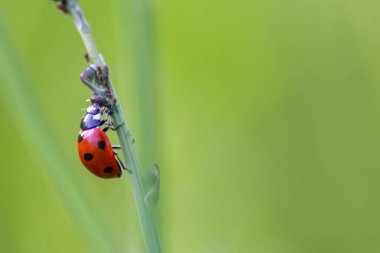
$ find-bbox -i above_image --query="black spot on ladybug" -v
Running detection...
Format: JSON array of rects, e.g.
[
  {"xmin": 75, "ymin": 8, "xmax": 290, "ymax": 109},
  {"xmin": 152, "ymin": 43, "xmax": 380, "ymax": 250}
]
[
  {"xmin": 98, "ymin": 141, "xmax": 106, "ymax": 150},
  {"xmin": 84, "ymin": 153, "xmax": 93, "ymax": 161},
  {"xmin": 103, "ymin": 167, "xmax": 113, "ymax": 173},
  {"xmin": 78, "ymin": 134, "xmax": 83, "ymax": 143}
]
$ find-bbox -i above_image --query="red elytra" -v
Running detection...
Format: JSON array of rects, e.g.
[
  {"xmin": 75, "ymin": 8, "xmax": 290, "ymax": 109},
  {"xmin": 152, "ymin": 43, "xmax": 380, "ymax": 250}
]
[{"xmin": 77, "ymin": 128, "xmax": 122, "ymax": 179}]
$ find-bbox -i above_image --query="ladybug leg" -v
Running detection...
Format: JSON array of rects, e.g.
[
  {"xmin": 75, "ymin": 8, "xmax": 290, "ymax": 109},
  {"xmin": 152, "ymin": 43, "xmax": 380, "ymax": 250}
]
[
  {"xmin": 114, "ymin": 151, "xmax": 131, "ymax": 173},
  {"xmin": 110, "ymin": 122, "xmax": 125, "ymax": 130},
  {"xmin": 103, "ymin": 122, "xmax": 124, "ymax": 132},
  {"xmin": 99, "ymin": 119, "xmax": 107, "ymax": 126},
  {"xmin": 112, "ymin": 145, "xmax": 121, "ymax": 149}
]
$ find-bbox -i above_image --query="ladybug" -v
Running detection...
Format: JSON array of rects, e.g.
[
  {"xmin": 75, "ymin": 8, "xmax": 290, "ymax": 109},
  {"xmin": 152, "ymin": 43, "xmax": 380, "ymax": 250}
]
[{"xmin": 77, "ymin": 96, "xmax": 127, "ymax": 179}]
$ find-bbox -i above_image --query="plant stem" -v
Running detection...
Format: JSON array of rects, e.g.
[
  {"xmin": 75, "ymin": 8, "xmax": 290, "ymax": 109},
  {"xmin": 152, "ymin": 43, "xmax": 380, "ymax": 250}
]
[{"xmin": 60, "ymin": 1, "xmax": 162, "ymax": 252}]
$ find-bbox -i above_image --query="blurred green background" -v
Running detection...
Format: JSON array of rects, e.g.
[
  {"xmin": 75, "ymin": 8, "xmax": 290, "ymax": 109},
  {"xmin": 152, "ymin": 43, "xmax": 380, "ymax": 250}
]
[{"xmin": 0, "ymin": 0, "xmax": 380, "ymax": 252}]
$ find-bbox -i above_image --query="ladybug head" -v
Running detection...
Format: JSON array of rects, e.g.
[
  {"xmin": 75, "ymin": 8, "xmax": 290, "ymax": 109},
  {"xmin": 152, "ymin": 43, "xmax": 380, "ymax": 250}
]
[
  {"xmin": 86, "ymin": 105, "xmax": 100, "ymax": 115},
  {"xmin": 81, "ymin": 105, "xmax": 103, "ymax": 131},
  {"xmin": 90, "ymin": 96, "xmax": 112, "ymax": 111},
  {"xmin": 80, "ymin": 96, "xmax": 112, "ymax": 131}
]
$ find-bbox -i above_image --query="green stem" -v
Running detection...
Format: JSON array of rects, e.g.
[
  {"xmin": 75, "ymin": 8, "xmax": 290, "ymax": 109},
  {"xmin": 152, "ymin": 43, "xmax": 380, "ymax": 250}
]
[{"xmin": 61, "ymin": 1, "xmax": 162, "ymax": 252}]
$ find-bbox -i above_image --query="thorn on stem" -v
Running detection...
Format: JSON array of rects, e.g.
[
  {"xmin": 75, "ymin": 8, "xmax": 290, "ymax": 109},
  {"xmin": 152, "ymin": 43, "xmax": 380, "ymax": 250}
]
[
  {"xmin": 54, "ymin": 0, "xmax": 69, "ymax": 14},
  {"xmin": 112, "ymin": 98, "xmax": 118, "ymax": 107},
  {"xmin": 84, "ymin": 52, "xmax": 90, "ymax": 63},
  {"xmin": 96, "ymin": 66, "xmax": 102, "ymax": 74},
  {"xmin": 144, "ymin": 163, "xmax": 160, "ymax": 206}
]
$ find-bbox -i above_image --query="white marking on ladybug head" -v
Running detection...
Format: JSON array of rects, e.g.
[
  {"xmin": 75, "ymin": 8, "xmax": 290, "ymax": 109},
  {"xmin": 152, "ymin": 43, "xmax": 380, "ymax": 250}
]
[{"xmin": 93, "ymin": 114, "xmax": 101, "ymax": 121}]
